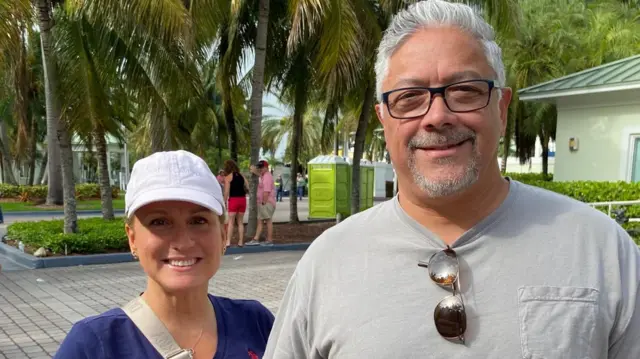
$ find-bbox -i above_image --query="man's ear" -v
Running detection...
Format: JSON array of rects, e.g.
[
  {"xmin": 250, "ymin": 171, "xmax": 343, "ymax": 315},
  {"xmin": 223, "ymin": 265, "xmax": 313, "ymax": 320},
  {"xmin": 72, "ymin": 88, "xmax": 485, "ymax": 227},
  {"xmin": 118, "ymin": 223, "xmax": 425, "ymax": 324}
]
[
  {"xmin": 498, "ymin": 88, "xmax": 513, "ymax": 136},
  {"xmin": 375, "ymin": 103, "xmax": 385, "ymax": 126}
]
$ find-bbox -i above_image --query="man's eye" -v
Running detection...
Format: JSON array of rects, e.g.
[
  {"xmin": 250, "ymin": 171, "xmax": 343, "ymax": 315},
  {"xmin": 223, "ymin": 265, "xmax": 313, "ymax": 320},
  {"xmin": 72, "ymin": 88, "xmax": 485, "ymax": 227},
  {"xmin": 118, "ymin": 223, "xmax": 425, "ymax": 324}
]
[{"xmin": 397, "ymin": 91, "xmax": 424, "ymax": 100}]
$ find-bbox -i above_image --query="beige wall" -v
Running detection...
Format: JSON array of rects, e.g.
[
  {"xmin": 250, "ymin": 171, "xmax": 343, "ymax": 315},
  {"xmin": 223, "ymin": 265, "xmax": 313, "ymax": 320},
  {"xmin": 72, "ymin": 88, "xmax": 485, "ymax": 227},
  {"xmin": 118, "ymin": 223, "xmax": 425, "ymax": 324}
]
[{"xmin": 554, "ymin": 89, "xmax": 640, "ymax": 182}]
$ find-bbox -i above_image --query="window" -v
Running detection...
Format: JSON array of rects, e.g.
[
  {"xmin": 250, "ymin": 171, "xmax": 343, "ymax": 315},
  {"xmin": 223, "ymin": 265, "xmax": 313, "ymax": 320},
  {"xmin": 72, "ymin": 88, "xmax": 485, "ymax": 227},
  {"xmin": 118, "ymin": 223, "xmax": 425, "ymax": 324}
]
[{"xmin": 631, "ymin": 137, "xmax": 640, "ymax": 182}]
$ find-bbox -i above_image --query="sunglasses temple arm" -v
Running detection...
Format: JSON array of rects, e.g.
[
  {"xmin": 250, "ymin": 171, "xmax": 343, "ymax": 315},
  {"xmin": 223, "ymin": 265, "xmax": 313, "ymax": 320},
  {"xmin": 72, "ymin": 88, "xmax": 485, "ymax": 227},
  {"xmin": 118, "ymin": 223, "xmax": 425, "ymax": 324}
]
[{"xmin": 454, "ymin": 271, "xmax": 462, "ymax": 296}]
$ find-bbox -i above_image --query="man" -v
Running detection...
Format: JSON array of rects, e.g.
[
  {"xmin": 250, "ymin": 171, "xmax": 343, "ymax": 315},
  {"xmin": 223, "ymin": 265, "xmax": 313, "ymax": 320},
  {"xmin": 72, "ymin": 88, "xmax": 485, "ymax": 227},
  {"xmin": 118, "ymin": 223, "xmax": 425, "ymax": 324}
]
[
  {"xmin": 264, "ymin": 1, "xmax": 640, "ymax": 358},
  {"xmin": 247, "ymin": 160, "xmax": 276, "ymax": 246}
]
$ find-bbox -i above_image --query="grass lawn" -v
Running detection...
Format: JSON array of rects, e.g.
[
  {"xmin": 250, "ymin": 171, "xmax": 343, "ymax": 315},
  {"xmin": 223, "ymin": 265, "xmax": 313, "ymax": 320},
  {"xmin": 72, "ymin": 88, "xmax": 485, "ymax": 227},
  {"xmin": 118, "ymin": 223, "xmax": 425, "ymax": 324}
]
[{"xmin": 0, "ymin": 198, "xmax": 125, "ymax": 212}]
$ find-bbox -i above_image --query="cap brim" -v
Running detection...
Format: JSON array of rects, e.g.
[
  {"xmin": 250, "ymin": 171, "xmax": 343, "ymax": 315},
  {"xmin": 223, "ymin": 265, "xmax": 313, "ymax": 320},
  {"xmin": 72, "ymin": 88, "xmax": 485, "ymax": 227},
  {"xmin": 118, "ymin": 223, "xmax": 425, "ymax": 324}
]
[{"xmin": 126, "ymin": 187, "xmax": 224, "ymax": 218}]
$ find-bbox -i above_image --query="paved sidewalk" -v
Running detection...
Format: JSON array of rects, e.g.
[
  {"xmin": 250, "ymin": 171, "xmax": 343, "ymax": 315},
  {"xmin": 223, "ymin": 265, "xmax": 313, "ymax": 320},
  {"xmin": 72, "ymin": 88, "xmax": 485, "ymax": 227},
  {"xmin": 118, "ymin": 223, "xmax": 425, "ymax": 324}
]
[{"xmin": 0, "ymin": 251, "xmax": 303, "ymax": 358}]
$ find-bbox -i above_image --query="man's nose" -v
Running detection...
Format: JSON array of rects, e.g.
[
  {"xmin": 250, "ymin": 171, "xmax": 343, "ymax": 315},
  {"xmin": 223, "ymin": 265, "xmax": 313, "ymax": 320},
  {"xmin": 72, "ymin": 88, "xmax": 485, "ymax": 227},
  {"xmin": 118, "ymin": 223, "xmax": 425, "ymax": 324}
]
[{"xmin": 419, "ymin": 94, "xmax": 458, "ymax": 130}]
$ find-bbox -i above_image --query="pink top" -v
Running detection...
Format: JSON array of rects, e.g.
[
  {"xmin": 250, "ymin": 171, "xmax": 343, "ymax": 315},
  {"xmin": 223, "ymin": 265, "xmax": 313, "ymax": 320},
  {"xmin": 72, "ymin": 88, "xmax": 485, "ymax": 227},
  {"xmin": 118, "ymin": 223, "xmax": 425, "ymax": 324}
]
[{"xmin": 258, "ymin": 172, "xmax": 277, "ymax": 206}]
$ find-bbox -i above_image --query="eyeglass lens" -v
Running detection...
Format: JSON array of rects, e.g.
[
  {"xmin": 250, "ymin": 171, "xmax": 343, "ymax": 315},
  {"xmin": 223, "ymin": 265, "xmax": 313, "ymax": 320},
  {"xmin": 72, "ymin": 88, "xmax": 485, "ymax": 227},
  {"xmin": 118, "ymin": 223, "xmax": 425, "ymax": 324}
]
[{"xmin": 387, "ymin": 80, "xmax": 491, "ymax": 118}]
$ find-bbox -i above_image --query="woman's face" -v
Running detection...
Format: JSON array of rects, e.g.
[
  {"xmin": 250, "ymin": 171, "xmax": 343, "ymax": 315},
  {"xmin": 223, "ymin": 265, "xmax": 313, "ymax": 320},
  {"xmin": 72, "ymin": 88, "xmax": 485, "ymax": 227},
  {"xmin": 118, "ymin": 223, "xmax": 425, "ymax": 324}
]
[{"xmin": 126, "ymin": 201, "xmax": 225, "ymax": 293}]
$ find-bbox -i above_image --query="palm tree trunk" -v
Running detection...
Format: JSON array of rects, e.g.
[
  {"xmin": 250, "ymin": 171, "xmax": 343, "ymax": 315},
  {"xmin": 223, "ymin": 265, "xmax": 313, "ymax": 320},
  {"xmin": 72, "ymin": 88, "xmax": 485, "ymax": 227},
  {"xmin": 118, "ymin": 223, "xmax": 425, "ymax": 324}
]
[
  {"xmin": 95, "ymin": 128, "xmax": 114, "ymax": 220},
  {"xmin": 36, "ymin": 151, "xmax": 47, "ymax": 185},
  {"xmin": 37, "ymin": 0, "xmax": 63, "ymax": 205},
  {"xmin": 351, "ymin": 83, "xmax": 375, "ymax": 215},
  {"xmin": 57, "ymin": 121, "xmax": 78, "ymax": 233},
  {"xmin": 540, "ymin": 131, "xmax": 550, "ymax": 176},
  {"xmin": 501, "ymin": 106, "xmax": 515, "ymax": 174},
  {"xmin": 150, "ymin": 102, "xmax": 168, "ymax": 153},
  {"xmin": 222, "ymin": 83, "xmax": 238, "ymax": 162},
  {"xmin": 289, "ymin": 86, "xmax": 307, "ymax": 223},
  {"xmin": 0, "ymin": 120, "xmax": 18, "ymax": 184},
  {"xmin": 27, "ymin": 114, "xmax": 37, "ymax": 185},
  {"xmin": 247, "ymin": 0, "xmax": 270, "ymax": 238},
  {"xmin": 333, "ymin": 125, "xmax": 339, "ymax": 155}
]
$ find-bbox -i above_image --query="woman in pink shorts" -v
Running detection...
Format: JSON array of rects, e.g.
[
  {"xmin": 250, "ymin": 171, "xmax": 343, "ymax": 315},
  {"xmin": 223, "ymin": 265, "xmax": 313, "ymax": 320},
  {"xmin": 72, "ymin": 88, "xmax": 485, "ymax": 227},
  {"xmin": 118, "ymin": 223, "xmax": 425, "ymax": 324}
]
[{"xmin": 223, "ymin": 159, "xmax": 249, "ymax": 248}]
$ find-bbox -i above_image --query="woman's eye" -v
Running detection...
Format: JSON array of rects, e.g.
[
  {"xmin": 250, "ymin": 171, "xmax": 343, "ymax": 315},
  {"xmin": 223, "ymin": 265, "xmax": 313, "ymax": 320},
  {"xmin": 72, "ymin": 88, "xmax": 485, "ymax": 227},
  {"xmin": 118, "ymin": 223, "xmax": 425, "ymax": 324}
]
[
  {"xmin": 149, "ymin": 218, "xmax": 169, "ymax": 226},
  {"xmin": 191, "ymin": 217, "xmax": 208, "ymax": 225}
]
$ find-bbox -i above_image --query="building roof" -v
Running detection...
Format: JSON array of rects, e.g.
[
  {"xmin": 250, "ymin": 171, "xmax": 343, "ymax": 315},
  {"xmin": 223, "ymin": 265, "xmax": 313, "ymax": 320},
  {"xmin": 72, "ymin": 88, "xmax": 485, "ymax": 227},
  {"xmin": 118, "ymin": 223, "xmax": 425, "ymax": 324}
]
[{"xmin": 518, "ymin": 54, "xmax": 640, "ymax": 102}]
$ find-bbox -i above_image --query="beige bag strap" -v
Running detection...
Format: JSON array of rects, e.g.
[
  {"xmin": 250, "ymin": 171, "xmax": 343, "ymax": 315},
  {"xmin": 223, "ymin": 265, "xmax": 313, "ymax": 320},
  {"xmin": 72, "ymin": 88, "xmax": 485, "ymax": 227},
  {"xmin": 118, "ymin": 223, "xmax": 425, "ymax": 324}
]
[{"xmin": 122, "ymin": 296, "xmax": 194, "ymax": 359}]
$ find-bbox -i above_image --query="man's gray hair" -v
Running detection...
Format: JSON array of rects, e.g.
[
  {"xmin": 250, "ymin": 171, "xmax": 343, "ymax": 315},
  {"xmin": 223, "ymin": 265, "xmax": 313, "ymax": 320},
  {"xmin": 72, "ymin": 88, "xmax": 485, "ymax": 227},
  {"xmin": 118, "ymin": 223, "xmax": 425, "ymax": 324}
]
[{"xmin": 375, "ymin": 0, "xmax": 506, "ymax": 102}]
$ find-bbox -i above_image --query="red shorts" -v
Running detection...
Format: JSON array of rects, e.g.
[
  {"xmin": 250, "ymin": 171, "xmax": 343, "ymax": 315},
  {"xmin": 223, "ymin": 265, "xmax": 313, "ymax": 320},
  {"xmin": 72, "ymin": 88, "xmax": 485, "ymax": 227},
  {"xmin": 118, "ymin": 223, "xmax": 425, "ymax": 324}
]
[{"xmin": 228, "ymin": 196, "xmax": 247, "ymax": 213}]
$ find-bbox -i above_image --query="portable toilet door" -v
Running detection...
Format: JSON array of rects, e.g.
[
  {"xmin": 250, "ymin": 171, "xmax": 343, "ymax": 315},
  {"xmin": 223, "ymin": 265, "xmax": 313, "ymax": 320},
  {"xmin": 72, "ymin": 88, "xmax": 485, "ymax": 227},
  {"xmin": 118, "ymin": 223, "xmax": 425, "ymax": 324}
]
[
  {"xmin": 359, "ymin": 160, "xmax": 374, "ymax": 210},
  {"xmin": 307, "ymin": 155, "xmax": 349, "ymax": 219}
]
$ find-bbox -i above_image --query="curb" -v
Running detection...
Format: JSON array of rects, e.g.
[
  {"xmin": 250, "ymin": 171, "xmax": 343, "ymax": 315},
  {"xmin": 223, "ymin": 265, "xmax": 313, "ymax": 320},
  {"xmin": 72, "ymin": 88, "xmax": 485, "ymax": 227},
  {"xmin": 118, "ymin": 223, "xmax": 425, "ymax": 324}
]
[
  {"xmin": 224, "ymin": 242, "xmax": 311, "ymax": 255},
  {"xmin": 0, "ymin": 241, "xmax": 311, "ymax": 269}
]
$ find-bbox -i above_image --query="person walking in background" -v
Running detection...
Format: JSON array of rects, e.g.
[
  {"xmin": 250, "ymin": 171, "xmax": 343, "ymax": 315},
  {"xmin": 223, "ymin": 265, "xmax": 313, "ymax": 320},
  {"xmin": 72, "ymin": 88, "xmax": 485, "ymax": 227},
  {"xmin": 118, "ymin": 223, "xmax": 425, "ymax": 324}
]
[
  {"xmin": 246, "ymin": 160, "xmax": 276, "ymax": 247},
  {"xmin": 275, "ymin": 175, "xmax": 284, "ymax": 202},
  {"xmin": 223, "ymin": 159, "xmax": 249, "ymax": 249},
  {"xmin": 296, "ymin": 173, "xmax": 305, "ymax": 201}
]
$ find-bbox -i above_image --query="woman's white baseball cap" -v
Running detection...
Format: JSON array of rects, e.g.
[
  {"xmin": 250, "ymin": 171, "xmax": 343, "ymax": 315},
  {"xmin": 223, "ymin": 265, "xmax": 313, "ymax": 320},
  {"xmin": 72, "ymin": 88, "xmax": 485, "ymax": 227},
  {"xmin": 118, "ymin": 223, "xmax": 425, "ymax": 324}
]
[{"xmin": 124, "ymin": 150, "xmax": 224, "ymax": 218}]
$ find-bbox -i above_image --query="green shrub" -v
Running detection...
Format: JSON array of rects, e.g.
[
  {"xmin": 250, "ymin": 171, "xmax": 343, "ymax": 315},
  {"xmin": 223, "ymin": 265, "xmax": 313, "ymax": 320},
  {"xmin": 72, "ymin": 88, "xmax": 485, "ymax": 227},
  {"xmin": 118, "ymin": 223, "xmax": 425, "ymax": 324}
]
[
  {"xmin": 0, "ymin": 184, "xmax": 24, "ymax": 198},
  {"xmin": 513, "ymin": 177, "xmax": 640, "ymax": 225},
  {"xmin": 0, "ymin": 183, "xmax": 120, "ymax": 201},
  {"xmin": 506, "ymin": 172, "xmax": 553, "ymax": 182},
  {"xmin": 6, "ymin": 217, "xmax": 128, "ymax": 255}
]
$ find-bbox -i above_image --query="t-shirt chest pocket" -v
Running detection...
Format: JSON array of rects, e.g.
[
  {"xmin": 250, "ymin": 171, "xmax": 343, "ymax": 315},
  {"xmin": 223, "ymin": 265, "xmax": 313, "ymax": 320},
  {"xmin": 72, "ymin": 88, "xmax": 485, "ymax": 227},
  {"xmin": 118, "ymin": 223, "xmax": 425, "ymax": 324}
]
[{"xmin": 518, "ymin": 286, "xmax": 599, "ymax": 359}]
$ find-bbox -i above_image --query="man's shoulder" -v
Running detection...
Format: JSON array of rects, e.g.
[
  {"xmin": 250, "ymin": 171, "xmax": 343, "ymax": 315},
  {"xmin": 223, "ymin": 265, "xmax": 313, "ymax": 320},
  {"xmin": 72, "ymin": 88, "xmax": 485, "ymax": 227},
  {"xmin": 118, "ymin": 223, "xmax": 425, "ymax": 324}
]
[
  {"xmin": 301, "ymin": 200, "xmax": 398, "ymax": 255},
  {"xmin": 512, "ymin": 180, "xmax": 621, "ymax": 231}
]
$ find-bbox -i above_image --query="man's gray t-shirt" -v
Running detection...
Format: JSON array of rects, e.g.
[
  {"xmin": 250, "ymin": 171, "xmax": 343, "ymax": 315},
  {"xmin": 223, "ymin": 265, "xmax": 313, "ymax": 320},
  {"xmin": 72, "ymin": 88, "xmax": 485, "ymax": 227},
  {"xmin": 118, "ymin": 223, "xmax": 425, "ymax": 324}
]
[{"xmin": 264, "ymin": 180, "xmax": 640, "ymax": 358}]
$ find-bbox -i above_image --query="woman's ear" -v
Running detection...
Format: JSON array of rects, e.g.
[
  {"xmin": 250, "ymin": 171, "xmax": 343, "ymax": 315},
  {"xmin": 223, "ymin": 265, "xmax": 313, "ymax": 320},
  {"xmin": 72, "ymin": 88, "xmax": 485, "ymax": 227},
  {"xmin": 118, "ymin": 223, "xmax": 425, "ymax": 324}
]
[{"xmin": 126, "ymin": 219, "xmax": 137, "ymax": 257}]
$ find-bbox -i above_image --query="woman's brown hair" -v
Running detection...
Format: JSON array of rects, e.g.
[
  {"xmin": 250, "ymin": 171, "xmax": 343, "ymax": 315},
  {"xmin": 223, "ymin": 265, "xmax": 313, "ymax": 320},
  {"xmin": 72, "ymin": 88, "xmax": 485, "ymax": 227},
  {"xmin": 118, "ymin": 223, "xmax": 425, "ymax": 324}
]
[{"xmin": 223, "ymin": 159, "xmax": 240, "ymax": 175}]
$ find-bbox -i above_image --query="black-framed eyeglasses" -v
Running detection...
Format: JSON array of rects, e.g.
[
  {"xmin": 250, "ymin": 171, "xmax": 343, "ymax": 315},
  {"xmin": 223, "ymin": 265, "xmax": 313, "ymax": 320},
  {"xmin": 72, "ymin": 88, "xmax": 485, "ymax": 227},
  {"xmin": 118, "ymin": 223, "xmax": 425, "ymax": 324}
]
[
  {"xmin": 382, "ymin": 79, "xmax": 497, "ymax": 119},
  {"xmin": 418, "ymin": 246, "xmax": 466, "ymax": 343}
]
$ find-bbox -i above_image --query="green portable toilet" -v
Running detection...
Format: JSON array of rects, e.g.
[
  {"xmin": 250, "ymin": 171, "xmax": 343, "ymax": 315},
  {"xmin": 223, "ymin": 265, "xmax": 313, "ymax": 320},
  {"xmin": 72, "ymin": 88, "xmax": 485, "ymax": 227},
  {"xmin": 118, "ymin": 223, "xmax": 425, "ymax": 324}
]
[
  {"xmin": 308, "ymin": 155, "xmax": 350, "ymax": 219},
  {"xmin": 346, "ymin": 158, "xmax": 375, "ymax": 212},
  {"xmin": 359, "ymin": 160, "xmax": 375, "ymax": 210}
]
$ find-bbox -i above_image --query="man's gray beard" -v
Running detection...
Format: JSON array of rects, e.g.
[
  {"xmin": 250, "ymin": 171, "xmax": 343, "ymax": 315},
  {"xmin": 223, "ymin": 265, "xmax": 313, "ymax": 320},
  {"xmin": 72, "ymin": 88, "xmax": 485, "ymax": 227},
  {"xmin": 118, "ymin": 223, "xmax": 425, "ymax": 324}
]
[{"xmin": 407, "ymin": 129, "xmax": 480, "ymax": 198}]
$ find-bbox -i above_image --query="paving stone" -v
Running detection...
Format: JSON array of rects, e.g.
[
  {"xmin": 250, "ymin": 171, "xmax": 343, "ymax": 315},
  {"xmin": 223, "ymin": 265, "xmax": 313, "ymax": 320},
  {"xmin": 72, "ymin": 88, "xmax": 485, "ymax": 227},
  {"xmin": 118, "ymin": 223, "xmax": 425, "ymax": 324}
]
[{"xmin": 0, "ymin": 251, "xmax": 302, "ymax": 357}]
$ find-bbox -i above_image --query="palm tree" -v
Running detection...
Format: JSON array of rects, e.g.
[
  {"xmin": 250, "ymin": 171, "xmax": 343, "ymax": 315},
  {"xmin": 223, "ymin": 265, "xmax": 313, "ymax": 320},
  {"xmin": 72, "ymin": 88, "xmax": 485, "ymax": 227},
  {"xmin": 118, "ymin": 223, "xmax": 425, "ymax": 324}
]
[
  {"xmin": 54, "ymin": 10, "xmax": 138, "ymax": 220},
  {"xmin": 269, "ymin": 46, "xmax": 315, "ymax": 223},
  {"xmin": 36, "ymin": 0, "xmax": 65, "ymax": 206},
  {"xmin": 504, "ymin": 0, "xmax": 640, "ymax": 174},
  {"xmin": 261, "ymin": 108, "xmax": 328, "ymax": 167},
  {"xmin": 247, "ymin": 0, "xmax": 271, "ymax": 240}
]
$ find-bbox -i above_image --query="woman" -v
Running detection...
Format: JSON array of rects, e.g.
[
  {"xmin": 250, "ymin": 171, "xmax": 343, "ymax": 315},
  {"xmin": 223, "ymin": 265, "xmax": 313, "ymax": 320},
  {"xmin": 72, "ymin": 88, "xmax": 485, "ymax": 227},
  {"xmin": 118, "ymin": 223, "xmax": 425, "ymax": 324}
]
[
  {"xmin": 54, "ymin": 150, "xmax": 274, "ymax": 359},
  {"xmin": 223, "ymin": 159, "xmax": 249, "ymax": 248}
]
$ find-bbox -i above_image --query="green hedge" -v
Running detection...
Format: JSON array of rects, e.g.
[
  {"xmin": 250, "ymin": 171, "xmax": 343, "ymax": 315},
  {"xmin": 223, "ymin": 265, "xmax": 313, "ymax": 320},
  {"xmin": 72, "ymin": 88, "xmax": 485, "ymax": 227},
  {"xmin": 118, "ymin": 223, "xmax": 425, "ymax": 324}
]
[
  {"xmin": 6, "ymin": 217, "xmax": 127, "ymax": 255},
  {"xmin": 5, "ymin": 172, "xmax": 639, "ymax": 255},
  {"xmin": 506, "ymin": 173, "xmax": 640, "ymax": 241},
  {"xmin": 506, "ymin": 172, "xmax": 554, "ymax": 182},
  {"xmin": 0, "ymin": 183, "xmax": 120, "ymax": 201}
]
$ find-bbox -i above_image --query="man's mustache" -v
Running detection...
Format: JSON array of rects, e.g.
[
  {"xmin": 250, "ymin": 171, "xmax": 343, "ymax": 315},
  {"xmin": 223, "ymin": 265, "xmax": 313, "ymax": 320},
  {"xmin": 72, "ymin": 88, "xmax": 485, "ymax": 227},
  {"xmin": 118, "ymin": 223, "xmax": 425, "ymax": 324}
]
[{"xmin": 408, "ymin": 129, "xmax": 476, "ymax": 149}]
